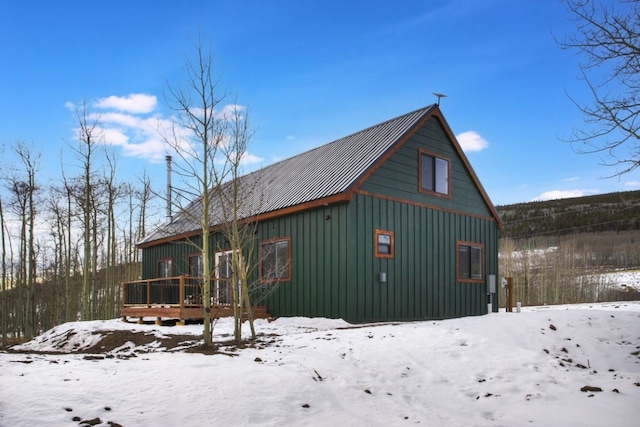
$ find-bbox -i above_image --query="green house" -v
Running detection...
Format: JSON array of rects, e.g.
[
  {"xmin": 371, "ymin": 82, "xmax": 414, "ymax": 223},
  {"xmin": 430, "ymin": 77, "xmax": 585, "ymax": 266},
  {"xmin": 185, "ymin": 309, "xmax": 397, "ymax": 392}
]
[{"xmin": 126, "ymin": 104, "xmax": 503, "ymax": 323}]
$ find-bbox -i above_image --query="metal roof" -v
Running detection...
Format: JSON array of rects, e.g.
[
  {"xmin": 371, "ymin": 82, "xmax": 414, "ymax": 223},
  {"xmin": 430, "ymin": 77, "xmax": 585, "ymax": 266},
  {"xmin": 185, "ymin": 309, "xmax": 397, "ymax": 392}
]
[{"xmin": 139, "ymin": 104, "xmax": 437, "ymax": 245}]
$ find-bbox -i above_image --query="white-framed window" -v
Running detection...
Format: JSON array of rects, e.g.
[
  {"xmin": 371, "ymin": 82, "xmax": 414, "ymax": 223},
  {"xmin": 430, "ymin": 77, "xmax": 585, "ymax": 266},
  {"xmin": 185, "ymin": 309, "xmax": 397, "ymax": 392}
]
[{"xmin": 215, "ymin": 250, "xmax": 241, "ymax": 305}]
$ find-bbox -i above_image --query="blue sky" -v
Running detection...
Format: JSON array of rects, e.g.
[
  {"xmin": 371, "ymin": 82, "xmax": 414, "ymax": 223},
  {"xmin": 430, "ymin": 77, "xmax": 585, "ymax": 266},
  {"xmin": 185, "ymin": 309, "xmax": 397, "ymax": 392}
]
[{"xmin": 1, "ymin": 0, "xmax": 638, "ymax": 206}]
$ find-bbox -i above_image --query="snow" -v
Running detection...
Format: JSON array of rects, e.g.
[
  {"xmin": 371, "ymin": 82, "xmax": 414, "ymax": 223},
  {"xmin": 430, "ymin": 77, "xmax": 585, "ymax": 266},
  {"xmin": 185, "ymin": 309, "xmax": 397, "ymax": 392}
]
[
  {"xmin": 594, "ymin": 270, "xmax": 640, "ymax": 291},
  {"xmin": 2, "ymin": 302, "xmax": 640, "ymax": 426}
]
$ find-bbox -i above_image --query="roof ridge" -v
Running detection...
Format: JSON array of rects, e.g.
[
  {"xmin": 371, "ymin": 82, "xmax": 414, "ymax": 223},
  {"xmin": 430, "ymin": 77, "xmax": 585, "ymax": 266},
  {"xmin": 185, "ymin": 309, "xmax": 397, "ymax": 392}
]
[{"xmin": 254, "ymin": 104, "xmax": 437, "ymax": 173}]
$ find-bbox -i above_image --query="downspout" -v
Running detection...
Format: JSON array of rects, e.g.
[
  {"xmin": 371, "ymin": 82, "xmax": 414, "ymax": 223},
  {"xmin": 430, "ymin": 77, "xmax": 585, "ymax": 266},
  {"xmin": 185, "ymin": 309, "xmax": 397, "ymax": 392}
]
[{"xmin": 165, "ymin": 155, "xmax": 172, "ymax": 225}]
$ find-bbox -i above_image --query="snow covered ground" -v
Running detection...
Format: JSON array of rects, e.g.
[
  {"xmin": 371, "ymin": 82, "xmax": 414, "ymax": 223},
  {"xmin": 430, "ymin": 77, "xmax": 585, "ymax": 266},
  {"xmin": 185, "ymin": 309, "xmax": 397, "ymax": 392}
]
[{"xmin": 2, "ymin": 302, "xmax": 639, "ymax": 427}]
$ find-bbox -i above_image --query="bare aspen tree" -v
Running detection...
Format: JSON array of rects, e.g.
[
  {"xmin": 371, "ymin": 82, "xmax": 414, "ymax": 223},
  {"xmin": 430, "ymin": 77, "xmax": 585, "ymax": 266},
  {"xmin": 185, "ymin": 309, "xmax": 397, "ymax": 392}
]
[
  {"xmin": 104, "ymin": 154, "xmax": 120, "ymax": 318},
  {"xmin": 62, "ymin": 175, "xmax": 77, "ymax": 321},
  {"xmin": 1, "ymin": 194, "xmax": 7, "ymax": 345},
  {"xmin": 213, "ymin": 103, "xmax": 261, "ymax": 342},
  {"xmin": 558, "ymin": 0, "xmax": 640, "ymax": 174},
  {"xmin": 6, "ymin": 142, "xmax": 40, "ymax": 338},
  {"xmin": 71, "ymin": 102, "xmax": 101, "ymax": 320},
  {"xmin": 162, "ymin": 40, "xmax": 228, "ymax": 347},
  {"xmin": 45, "ymin": 186, "xmax": 68, "ymax": 324}
]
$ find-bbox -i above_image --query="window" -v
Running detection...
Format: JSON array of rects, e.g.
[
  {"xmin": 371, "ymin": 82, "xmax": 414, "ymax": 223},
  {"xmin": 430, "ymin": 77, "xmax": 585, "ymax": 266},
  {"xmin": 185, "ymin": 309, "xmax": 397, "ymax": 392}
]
[
  {"xmin": 157, "ymin": 258, "xmax": 172, "ymax": 278},
  {"xmin": 420, "ymin": 150, "xmax": 450, "ymax": 196},
  {"xmin": 188, "ymin": 253, "xmax": 203, "ymax": 278},
  {"xmin": 457, "ymin": 242, "xmax": 483, "ymax": 282},
  {"xmin": 375, "ymin": 229, "xmax": 394, "ymax": 258},
  {"xmin": 215, "ymin": 250, "xmax": 236, "ymax": 304},
  {"xmin": 261, "ymin": 238, "xmax": 291, "ymax": 281}
]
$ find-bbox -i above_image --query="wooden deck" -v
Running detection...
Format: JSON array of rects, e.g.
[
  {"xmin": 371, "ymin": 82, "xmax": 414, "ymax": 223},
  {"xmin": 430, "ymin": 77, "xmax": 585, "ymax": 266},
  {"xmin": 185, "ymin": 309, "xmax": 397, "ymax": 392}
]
[{"xmin": 121, "ymin": 276, "xmax": 270, "ymax": 322}]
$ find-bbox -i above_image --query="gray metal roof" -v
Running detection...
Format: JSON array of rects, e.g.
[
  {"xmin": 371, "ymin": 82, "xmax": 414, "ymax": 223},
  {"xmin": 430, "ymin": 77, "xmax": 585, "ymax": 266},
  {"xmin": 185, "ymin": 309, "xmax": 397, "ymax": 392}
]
[{"xmin": 140, "ymin": 104, "xmax": 436, "ymax": 245}]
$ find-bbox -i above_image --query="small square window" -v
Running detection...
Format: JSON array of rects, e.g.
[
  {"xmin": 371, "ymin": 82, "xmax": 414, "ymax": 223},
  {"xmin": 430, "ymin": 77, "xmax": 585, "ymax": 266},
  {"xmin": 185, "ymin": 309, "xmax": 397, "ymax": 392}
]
[{"xmin": 375, "ymin": 230, "xmax": 394, "ymax": 258}]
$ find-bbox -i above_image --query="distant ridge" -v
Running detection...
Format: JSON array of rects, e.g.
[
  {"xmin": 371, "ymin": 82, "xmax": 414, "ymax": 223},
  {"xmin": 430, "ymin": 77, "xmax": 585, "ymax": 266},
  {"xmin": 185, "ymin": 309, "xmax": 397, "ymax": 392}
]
[{"xmin": 497, "ymin": 190, "xmax": 640, "ymax": 239}]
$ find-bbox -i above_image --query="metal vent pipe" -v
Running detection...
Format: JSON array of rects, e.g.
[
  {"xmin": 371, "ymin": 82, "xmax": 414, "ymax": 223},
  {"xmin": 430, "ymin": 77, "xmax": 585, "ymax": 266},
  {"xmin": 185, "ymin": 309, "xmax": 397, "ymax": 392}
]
[{"xmin": 165, "ymin": 155, "xmax": 172, "ymax": 225}]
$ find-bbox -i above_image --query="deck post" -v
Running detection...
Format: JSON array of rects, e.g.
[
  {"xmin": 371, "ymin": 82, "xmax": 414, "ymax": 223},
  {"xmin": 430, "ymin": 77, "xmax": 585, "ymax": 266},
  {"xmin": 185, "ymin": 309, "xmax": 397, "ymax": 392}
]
[
  {"xmin": 179, "ymin": 275, "xmax": 185, "ymax": 310},
  {"xmin": 121, "ymin": 281, "xmax": 127, "ymax": 306},
  {"xmin": 146, "ymin": 279, "xmax": 151, "ymax": 308},
  {"xmin": 177, "ymin": 275, "xmax": 186, "ymax": 326}
]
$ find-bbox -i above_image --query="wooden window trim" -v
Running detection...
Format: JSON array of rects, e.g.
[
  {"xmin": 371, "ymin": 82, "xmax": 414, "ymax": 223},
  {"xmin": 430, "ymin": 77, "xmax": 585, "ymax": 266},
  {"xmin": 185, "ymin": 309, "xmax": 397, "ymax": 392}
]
[
  {"xmin": 188, "ymin": 252, "xmax": 203, "ymax": 277},
  {"xmin": 418, "ymin": 148, "xmax": 452, "ymax": 199},
  {"xmin": 374, "ymin": 229, "xmax": 394, "ymax": 258},
  {"xmin": 456, "ymin": 241, "xmax": 484, "ymax": 283},
  {"xmin": 157, "ymin": 257, "xmax": 173, "ymax": 278},
  {"xmin": 260, "ymin": 236, "xmax": 292, "ymax": 282}
]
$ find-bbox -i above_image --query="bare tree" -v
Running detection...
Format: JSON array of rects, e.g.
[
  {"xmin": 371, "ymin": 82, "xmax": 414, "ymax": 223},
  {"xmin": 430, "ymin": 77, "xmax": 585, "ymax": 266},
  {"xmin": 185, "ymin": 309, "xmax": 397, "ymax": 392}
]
[
  {"xmin": 162, "ymin": 40, "xmax": 228, "ymax": 348},
  {"xmin": 71, "ymin": 102, "xmax": 102, "ymax": 320},
  {"xmin": 161, "ymin": 40, "xmax": 279, "ymax": 346},
  {"xmin": 212, "ymin": 103, "xmax": 262, "ymax": 342},
  {"xmin": 1, "ymin": 193, "xmax": 7, "ymax": 345},
  {"xmin": 558, "ymin": 0, "xmax": 640, "ymax": 174},
  {"xmin": 6, "ymin": 142, "xmax": 40, "ymax": 338}
]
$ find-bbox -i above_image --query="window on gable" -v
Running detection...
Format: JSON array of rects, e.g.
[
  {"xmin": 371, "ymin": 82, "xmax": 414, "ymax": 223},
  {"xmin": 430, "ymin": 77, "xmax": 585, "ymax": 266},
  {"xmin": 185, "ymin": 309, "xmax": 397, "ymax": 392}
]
[
  {"xmin": 375, "ymin": 229, "xmax": 394, "ymax": 258},
  {"xmin": 420, "ymin": 151, "xmax": 450, "ymax": 196},
  {"xmin": 457, "ymin": 242, "xmax": 483, "ymax": 282},
  {"xmin": 261, "ymin": 238, "xmax": 291, "ymax": 281}
]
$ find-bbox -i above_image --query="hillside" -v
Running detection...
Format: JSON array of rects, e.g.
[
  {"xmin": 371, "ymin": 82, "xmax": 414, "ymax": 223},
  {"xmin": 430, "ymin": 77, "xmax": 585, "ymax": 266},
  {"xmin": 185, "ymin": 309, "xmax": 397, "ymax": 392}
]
[{"xmin": 497, "ymin": 190, "xmax": 640, "ymax": 239}]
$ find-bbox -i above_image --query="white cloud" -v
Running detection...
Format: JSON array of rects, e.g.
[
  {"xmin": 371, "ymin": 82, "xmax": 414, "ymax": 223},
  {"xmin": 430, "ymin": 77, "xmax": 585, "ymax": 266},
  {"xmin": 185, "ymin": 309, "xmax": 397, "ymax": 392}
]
[
  {"xmin": 564, "ymin": 176, "xmax": 580, "ymax": 182},
  {"xmin": 456, "ymin": 130, "xmax": 488, "ymax": 152},
  {"xmin": 94, "ymin": 94, "xmax": 157, "ymax": 114},
  {"xmin": 67, "ymin": 95, "xmax": 256, "ymax": 165},
  {"xmin": 625, "ymin": 181, "xmax": 640, "ymax": 188},
  {"xmin": 96, "ymin": 127, "xmax": 129, "ymax": 146},
  {"xmin": 531, "ymin": 189, "xmax": 594, "ymax": 201},
  {"xmin": 241, "ymin": 152, "xmax": 264, "ymax": 166}
]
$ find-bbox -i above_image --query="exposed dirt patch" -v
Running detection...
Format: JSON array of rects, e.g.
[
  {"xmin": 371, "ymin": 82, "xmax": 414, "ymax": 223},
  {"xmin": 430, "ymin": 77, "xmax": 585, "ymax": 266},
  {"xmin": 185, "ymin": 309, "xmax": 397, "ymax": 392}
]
[
  {"xmin": 93, "ymin": 330, "xmax": 201, "ymax": 353},
  {"xmin": 6, "ymin": 329, "xmax": 202, "ymax": 355}
]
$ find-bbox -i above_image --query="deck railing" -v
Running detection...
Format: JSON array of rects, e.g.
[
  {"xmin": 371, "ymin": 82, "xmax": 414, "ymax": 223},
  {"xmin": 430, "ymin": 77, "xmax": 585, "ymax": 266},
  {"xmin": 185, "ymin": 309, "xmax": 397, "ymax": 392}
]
[
  {"xmin": 122, "ymin": 276, "xmax": 220, "ymax": 309},
  {"xmin": 121, "ymin": 276, "xmax": 270, "ymax": 321}
]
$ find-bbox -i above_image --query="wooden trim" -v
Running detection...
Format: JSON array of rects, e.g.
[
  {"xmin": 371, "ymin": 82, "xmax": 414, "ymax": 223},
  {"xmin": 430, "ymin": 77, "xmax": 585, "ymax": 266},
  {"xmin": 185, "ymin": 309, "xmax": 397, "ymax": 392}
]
[
  {"xmin": 137, "ymin": 104, "xmax": 503, "ymax": 251},
  {"xmin": 137, "ymin": 194, "xmax": 350, "ymax": 249},
  {"xmin": 374, "ymin": 229, "xmax": 394, "ymax": 258},
  {"xmin": 157, "ymin": 257, "xmax": 173, "ymax": 277},
  {"xmin": 456, "ymin": 241, "xmax": 485, "ymax": 284},
  {"xmin": 428, "ymin": 107, "xmax": 504, "ymax": 229},
  {"xmin": 355, "ymin": 189, "xmax": 499, "ymax": 225},
  {"xmin": 347, "ymin": 107, "xmax": 436, "ymax": 197},
  {"xmin": 418, "ymin": 148, "xmax": 452, "ymax": 200},
  {"xmin": 259, "ymin": 236, "xmax": 292, "ymax": 282}
]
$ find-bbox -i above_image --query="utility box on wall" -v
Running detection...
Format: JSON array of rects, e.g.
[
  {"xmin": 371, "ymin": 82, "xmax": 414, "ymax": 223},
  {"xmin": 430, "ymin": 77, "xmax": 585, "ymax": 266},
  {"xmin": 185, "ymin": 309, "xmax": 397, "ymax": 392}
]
[{"xmin": 487, "ymin": 274, "xmax": 496, "ymax": 313}]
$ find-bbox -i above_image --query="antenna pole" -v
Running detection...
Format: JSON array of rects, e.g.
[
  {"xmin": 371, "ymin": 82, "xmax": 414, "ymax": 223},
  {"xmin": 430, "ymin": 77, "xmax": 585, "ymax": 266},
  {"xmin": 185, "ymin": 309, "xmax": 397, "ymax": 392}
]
[{"xmin": 433, "ymin": 92, "xmax": 447, "ymax": 106}]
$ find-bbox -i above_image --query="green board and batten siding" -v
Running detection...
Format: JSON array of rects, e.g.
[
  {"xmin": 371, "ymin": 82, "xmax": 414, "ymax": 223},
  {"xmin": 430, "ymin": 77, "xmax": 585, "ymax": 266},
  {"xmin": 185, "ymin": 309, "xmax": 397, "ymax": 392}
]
[
  {"xmin": 265, "ymin": 115, "xmax": 499, "ymax": 322},
  {"xmin": 137, "ymin": 107, "xmax": 501, "ymax": 324}
]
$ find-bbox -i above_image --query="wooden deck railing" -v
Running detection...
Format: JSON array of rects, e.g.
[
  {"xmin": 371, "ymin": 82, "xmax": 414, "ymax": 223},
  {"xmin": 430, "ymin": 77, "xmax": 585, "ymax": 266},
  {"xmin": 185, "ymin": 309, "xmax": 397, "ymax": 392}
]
[
  {"xmin": 121, "ymin": 276, "xmax": 270, "ymax": 321},
  {"xmin": 122, "ymin": 275, "xmax": 204, "ymax": 309}
]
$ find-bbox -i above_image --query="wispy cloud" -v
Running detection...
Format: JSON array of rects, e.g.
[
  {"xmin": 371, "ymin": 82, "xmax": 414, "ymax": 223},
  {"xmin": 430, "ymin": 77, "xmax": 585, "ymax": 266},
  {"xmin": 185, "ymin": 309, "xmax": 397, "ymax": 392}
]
[
  {"xmin": 531, "ymin": 189, "xmax": 596, "ymax": 201},
  {"xmin": 67, "ymin": 93, "xmax": 262, "ymax": 165},
  {"xmin": 625, "ymin": 181, "xmax": 640, "ymax": 188},
  {"xmin": 456, "ymin": 130, "xmax": 489, "ymax": 152},
  {"xmin": 94, "ymin": 94, "xmax": 157, "ymax": 114}
]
